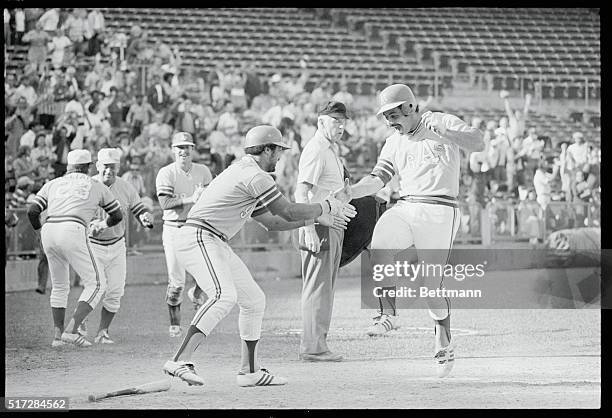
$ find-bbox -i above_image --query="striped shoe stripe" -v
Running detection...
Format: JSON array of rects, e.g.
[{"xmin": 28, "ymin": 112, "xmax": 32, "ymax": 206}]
[
  {"xmin": 191, "ymin": 229, "xmax": 221, "ymax": 326},
  {"xmin": 84, "ymin": 230, "xmax": 102, "ymax": 306},
  {"xmin": 75, "ymin": 335, "xmax": 88, "ymax": 346},
  {"xmin": 255, "ymin": 372, "xmax": 269, "ymax": 386},
  {"xmin": 261, "ymin": 374, "xmax": 274, "ymax": 386},
  {"xmin": 382, "ymin": 319, "xmax": 392, "ymax": 331}
]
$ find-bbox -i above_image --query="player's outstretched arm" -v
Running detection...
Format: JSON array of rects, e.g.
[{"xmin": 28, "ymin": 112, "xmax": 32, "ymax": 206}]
[
  {"xmin": 350, "ymin": 175, "xmax": 385, "ymax": 200},
  {"xmin": 26, "ymin": 202, "xmax": 43, "ymax": 230},
  {"xmin": 252, "ymin": 211, "xmax": 345, "ymax": 232},
  {"xmin": 267, "ymin": 193, "xmax": 355, "ymax": 223}
]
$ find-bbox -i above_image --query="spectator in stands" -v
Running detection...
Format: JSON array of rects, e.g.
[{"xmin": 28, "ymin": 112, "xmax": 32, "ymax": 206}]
[
  {"xmin": 558, "ymin": 142, "xmax": 572, "ymax": 202},
  {"xmin": 566, "ymin": 132, "xmax": 589, "ymax": 172},
  {"xmin": 38, "ymin": 8, "xmax": 60, "ymax": 35},
  {"xmin": 146, "ymin": 73, "xmax": 170, "ymax": 113},
  {"xmin": 310, "ymin": 78, "xmax": 333, "ymax": 108},
  {"xmin": 50, "ymin": 124, "xmax": 75, "ymax": 177},
  {"xmin": 207, "ymin": 61, "xmax": 229, "ymax": 96},
  {"xmin": 208, "ymin": 130, "xmax": 235, "ymax": 175},
  {"xmin": 126, "ymin": 93, "xmax": 156, "ymax": 139},
  {"xmin": 121, "ymin": 156, "xmax": 147, "ymax": 197},
  {"xmin": 24, "ymin": 8, "xmax": 43, "ymax": 32},
  {"xmin": 14, "ymin": 8, "xmax": 25, "ymax": 45},
  {"xmin": 145, "ymin": 111, "xmax": 173, "ymax": 142},
  {"xmin": 533, "ymin": 159, "xmax": 558, "ymax": 211},
  {"xmin": 33, "ymin": 154, "xmax": 53, "ymax": 188},
  {"xmin": 332, "ymin": 80, "xmax": 354, "ymax": 109},
  {"xmin": 13, "ymin": 145, "xmax": 37, "ymax": 180},
  {"xmin": 99, "ymin": 69, "xmax": 116, "ymax": 97},
  {"xmin": 34, "ymin": 73, "xmax": 56, "ymax": 130},
  {"xmin": 13, "ymin": 75, "xmax": 38, "ymax": 107},
  {"xmin": 226, "ymin": 65, "xmax": 247, "ymax": 111},
  {"xmin": 243, "ymin": 63, "xmax": 262, "ymax": 108},
  {"xmin": 84, "ymin": 62, "xmax": 103, "ymax": 93},
  {"xmin": 87, "ymin": 8, "xmax": 105, "ymax": 56},
  {"xmin": 30, "ymin": 132, "xmax": 55, "ymax": 165},
  {"xmin": 5, "ymin": 96, "xmax": 35, "ymax": 157},
  {"xmin": 267, "ymin": 73, "xmax": 283, "ymax": 98},
  {"xmin": 104, "ymin": 87, "xmax": 125, "ymax": 128},
  {"xmin": 48, "ymin": 28, "xmax": 72, "ymax": 70},
  {"xmin": 216, "ymin": 100, "xmax": 240, "ymax": 138},
  {"xmin": 170, "ymin": 95, "xmax": 200, "ymax": 137},
  {"xmin": 5, "ymin": 72, "xmax": 20, "ymax": 111},
  {"xmin": 19, "ymin": 122, "xmax": 43, "ymax": 149},
  {"xmin": 62, "ymin": 8, "xmax": 91, "ymax": 57},
  {"xmin": 125, "ymin": 24, "xmax": 144, "ymax": 64},
  {"xmin": 501, "ymin": 90, "xmax": 531, "ymax": 140},
  {"xmin": 518, "ymin": 190, "xmax": 542, "ymax": 245},
  {"xmin": 283, "ymin": 72, "xmax": 308, "ymax": 103}
]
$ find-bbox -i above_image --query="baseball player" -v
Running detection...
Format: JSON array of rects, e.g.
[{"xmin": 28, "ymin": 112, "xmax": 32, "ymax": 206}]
[
  {"xmin": 26, "ymin": 149, "xmax": 123, "ymax": 347},
  {"xmin": 86, "ymin": 148, "xmax": 154, "ymax": 344},
  {"xmin": 162, "ymin": 125, "xmax": 355, "ymax": 387},
  {"xmin": 156, "ymin": 132, "xmax": 213, "ymax": 337},
  {"xmin": 345, "ymin": 84, "xmax": 484, "ymax": 377}
]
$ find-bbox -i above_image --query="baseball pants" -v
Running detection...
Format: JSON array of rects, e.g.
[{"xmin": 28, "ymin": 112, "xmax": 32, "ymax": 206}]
[
  {"xmin": 299, "ymin": 227, "xmax": 344, "ymax": 355},
  {"xmin": 90, "ymin": 238, "xmax": 127, "ymax": 313},
  {"xmin": 370, "ymin": 200, "xmax": 461, "ymax": 320},
  {"xmin": 162, "ymin": 224, "xmax": 187, "ymax": 306},
  {"xmin": 175, "ymin": 226, "xmax": 265, "ymax": 341},
  {"xmin": 41, "ymin": 222, "xmax": 106, "ymax": 309}
]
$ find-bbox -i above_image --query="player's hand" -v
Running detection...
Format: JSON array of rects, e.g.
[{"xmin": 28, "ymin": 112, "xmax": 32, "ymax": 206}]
[
  {"xmin": 318, "ymin": 212, "xmax": 348, "ymax": 231},
  {"xmin": 333, "ymin": 178, "xmax": 352, "ymax": 204},
  {"xmin": 89, "ymin": 219, "xmax": 107, "ymax": 236},
  {"xmin": 325, "ymin": 195, "xmax": 356, "ymax": 218},
  {"xmin": 421, "ymin": 112, "xmax": 447, "ymax": 135},
  {"xmin": 301, "ymin": 227, "xmax": 321, "ymax": 253},
  {"xmin": 139, "ymin": 212, "xmax": 154, "ymax": 229}
]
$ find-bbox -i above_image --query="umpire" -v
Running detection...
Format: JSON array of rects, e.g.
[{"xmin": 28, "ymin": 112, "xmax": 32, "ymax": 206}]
[{"xmin": 295, "ymin": 101, "xmax": 350, "ymax": 362}]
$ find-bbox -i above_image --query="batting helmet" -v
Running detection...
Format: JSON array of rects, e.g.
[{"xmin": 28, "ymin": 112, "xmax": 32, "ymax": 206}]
[
  {"xmin": 243, "ymin": 125, "xmax": 290, "ymax": 149},
  {"xmin": 376, "ymin": 84, "xmax": 417, "ymax": 116}
]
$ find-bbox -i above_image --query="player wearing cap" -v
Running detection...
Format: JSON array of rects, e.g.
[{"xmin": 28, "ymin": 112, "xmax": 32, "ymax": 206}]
[
  {"xmin": 26, "ymin": 149, "xmax": 124, "ymax": 348},
  {"xmin": 156, "ymin": 132, "xmax": 213, "ymax": 337},
  {"xmin": 84, "ymin": 148, "xmax": 155, "ymax": 344},
  {"xmin": 162, "ymin": 125, "xmax": 356, "ymax": 388},
  {"xmin": 344, "ymin": 84, "xmax": 484, "ymax": 377},
  {"xmin": 295, "ymin": 101, "xmax": 351, "ymax": 362}
]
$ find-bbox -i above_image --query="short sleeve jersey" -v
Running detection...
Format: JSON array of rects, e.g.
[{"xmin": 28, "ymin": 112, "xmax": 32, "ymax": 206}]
[
  {"xmin": 187, "ymin": 155, "xmax": 283, "ymax": 240},
  {"xmin": 89, "ymin": 176, "xmax": 148, "ymax": 243},
  {"xmin": 32, "ymin": 172, "xmax": 120, "ymax": 225},
  {"xmin": 370, "ymin": 111, "xmax": 469, "ymax": 197},
  {"xmin": 156, "ymin": 162, "xmax": 213, "ymax": 221}
]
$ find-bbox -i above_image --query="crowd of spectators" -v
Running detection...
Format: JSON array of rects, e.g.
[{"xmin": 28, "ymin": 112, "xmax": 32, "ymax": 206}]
[{"xmin": 5, "ymin": 8, "xmax": 601, "ymax": 255}]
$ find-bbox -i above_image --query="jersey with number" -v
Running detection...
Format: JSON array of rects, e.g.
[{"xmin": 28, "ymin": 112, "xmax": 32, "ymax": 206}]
[
  {"xmin": 186, "ymin": 155, "xmax": 283, "ymax": 240},
  {"xmin": 89, "ymin": 176, "xmax": 148, "ymax": 245},
  {"xmin": 156, "ymin": 162, "xmax": 213, "ymax": 222},
  {"xmin": 31, "ymin": 172, "xmax": 120, "ymax": 226},
  {"xmin": 371, "ymin": 111, "xmax": 469, "ymax": 197}
]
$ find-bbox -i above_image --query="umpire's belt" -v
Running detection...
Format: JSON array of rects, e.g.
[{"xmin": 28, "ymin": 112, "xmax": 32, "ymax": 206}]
[
  {"xmin": 164, "ymin": 219, "xmax": 187, "ymax": 228},
  {"xmin": 185, "ymin": 219, "xmax": 228, "ymax": 242},
  {"xmin": 399, "ymin": 195, "xmax": 458, "ymax": 208},
  {"xmin": 46, "ymin": 215, "xmax": 87, "ymax": 227}
]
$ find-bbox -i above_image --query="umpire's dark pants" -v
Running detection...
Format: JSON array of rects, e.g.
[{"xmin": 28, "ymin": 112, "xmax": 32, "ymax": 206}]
[{"xmin": 300, "ymin": 227, "xmax": 344, "ymax": 355}]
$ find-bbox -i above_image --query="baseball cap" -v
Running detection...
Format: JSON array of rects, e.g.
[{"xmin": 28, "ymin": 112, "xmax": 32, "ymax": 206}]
[
  {"xmin": 573, "ymin": 132, "xmax": 584, "ymax": 140},
  {"xmin": 171, "ymin": 132, "xmax": 195, "ymax": 147},
  {"xmin": 318, "ymin": 101, "xmax": 350, "ymax": 120},
  {"xmin": 244, "ymin": 125, "xmax": 290, "ymax": 149},
  {"xmin": 67, "ymin": 149, "xmax": 92, "ymax": 165},
  {"xmin": 97, "ymin": 148, "xmax": 121, "ymax": 165},
  {"xmin": 17, "ymin": 176, "xmax": 35, "ymax": 188}
]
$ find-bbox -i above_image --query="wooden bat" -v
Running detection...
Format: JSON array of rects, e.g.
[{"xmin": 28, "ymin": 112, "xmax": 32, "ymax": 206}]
[{"xmin": 88, "ymin": 379, "xmax": 171, "ymax": 402}]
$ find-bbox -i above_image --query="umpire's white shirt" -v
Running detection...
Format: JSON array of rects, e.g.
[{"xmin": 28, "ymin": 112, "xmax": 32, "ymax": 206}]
[{"xmin": 296, "ymin": 132, "xmax": 345, "ymax": 204}]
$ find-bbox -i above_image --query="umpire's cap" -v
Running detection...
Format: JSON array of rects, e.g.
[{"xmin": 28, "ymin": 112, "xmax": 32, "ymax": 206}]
[
  {"xmin": 376, "ymin": 84, "xmax": 417, "ymax": 115},
  {"xmin": 318, "ymin": 100, "xmax": 350, "ymax": 119},
  {"xmin": 244, "ymin": 125, "xmax": 290, "ymax": 149}
]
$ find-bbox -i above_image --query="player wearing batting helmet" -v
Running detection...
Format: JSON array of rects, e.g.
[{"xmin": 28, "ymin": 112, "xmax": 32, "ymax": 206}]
[
  {"xmin": 347, "ymin": 84, "xmax": 485, "ymax": 377},
  {"xmin": 162, "ymin": 125, "xmax": 355, "ymax": 387}
]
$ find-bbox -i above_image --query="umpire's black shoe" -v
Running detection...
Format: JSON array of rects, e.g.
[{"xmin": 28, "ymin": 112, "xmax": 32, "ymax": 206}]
[
  {"xmin": 300, "ymin": 351, "xmax": 343, "ymax": 362},
  {"xmin": 35, "ymin": 288, "xmax": 46, "ymax": 294}
]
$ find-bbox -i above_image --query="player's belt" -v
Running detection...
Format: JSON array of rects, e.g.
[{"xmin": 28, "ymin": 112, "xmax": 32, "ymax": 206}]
[
  {"xmin": 163, "ymin": 220, "xmax": 187, "ymax": 228},
  {"xmin": 46, "ymin": 215, "xmax": 87, "ymax": 227},
  {"xmin": 184, "ymin": 219, "xmax": 228, "ymax": 242},
  {"xmin": 89, "ymin": 235, "xmax": 124, "ymax": 246},
  {"xmin": 399, "ymin": 195, "xmax": 458, "ymax": 208}
]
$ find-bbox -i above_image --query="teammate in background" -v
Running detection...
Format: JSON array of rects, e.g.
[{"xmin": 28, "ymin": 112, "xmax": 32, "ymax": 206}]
[
  {"xmin": 26, "ymin": 149, "xmax": 123, "ymax": 347},
  {"xmin": 86, "ymin": 148, "xmax": 154, "ymax": 344},
  {"xmin": 344, "ymin": 84, "xmax": 484, "ymax": 377},
  {"xmin": 156, "ymin": 132, "xmax": 213, "ymax": 337},
  {"xmin": 500, "ymin": 89, "xmax": 531, "ymax": 141},
  {"xmin": 162, "ymin": 125, "xmax": 355, "ymax": 387}
]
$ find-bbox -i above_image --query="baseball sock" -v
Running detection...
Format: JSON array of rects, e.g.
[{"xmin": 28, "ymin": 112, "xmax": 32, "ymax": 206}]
[
  {"xmin": 67, "ymin": 301, "xmax": 93, "ymax": 334},
  {"xmin": 378, "ymin": 292, "xmax": 397, "ymax": 316},
  {"xmin": 434, "ymin": 315, "xmax": 452, "ymax": 349},
  {"xmin": 168, "ymin": 304, "xmax": 181, "ymax": 326},
  {"xmin": 98, "ymin": 307, "xmax": 115, "ymax": 333},
  {"xmin": 240, "ymin": 340, "xmax": 259, "ymax": 374},
  {"xmin": 173, "ymin": 325, "xmax": 205, "ymax": 362},
  {"xmin": 51, "ymin": 307, "xmax": 66, "ymax": 339}
]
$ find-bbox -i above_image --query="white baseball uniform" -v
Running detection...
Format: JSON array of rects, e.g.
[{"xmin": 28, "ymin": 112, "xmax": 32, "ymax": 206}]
[
  {"xmin": 370, "ymin": 111, "xmax": 474, "ymax": 319},
  {"xmin": 31, "ymin": 173, "xmax": 121, "ymax": 310},
  {"xmin": 88, "ymin": 175, "xmax": 149, "ymax": 313},
  {"xmin": 156, "ymin": 162, "xmax": 213, "ymax": 305},
  {"xmin": 175, "ymin": 155, "xmax": 283, "ymax": 340}
]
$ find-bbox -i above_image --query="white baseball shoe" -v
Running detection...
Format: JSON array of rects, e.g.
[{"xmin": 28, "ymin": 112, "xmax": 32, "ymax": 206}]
[
  {"xmin": 163, "ymin": 360, "xmax": 204, "ymax": 386},
  {"xmin": 94, "ymin": 330, "xmax": 115, "ymax": 344},
  {"xmin": 61, "ymin": 332, "xmax": 92, "ymax": 347},
  {"xmin": 237, "ymin": 368, "xmax": 288, "ymax": 387},
  {"xmin": 366, "ymin": 313, "xmax": 399, "ymax": 336},
  {"xmin": 187, "ymin": 286, "xmax": 205, "ymax": 311},
  {"xmin": 434, "ymin": 342, "xmax": 456, "ymax": 378},
  {"xmin": 169, "ymin": 325, "xmax": 182, "ymax": 337},
  {"xmin": 51, "ymin": 338, "xmax": 66, "ymax": 348}
]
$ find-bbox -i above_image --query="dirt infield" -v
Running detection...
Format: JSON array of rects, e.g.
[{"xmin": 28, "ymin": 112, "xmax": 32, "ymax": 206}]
[{"xmin": 5, "ymin": 270, "xmax": 600, "ymax": 409}]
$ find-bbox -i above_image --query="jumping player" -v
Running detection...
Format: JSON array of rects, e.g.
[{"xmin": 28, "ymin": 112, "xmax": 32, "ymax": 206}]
[
  {"xmin": 156, "ymin": 132, "xmax": 213, "ymax": 337},
  {"xmin": 27, "ymin": 149, "xmax": 123, "ymax": 347},
  {"xmin": 162, "ymin": 125, "xmax": 355, "ymax": 387},
  {"xmin": 345, "ymin": 84, "xmax": 484, "ymax": 377}
]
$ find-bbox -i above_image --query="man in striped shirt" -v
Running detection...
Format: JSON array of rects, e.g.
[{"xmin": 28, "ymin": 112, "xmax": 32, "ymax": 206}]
[
  {"xmin": 85, "ymin": 148, "xmax": 154, "ymax": 344},
  {"xmin": 27, "ymin": 149, "xmax": 123, "ymax": 348},
  {"xmin": 346, "ymin": 84, "xmax": 484, "ymax": 378},
  {"xmin": 162, "ymin": 125, "xmax": 355, "ymax": 388}
]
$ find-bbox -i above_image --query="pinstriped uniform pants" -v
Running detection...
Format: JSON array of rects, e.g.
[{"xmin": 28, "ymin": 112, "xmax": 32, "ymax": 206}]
[
  {"xmin": 41, "ymin": 222, "xmax": 107, "ymax": 309},
  {"xmin": 174, "ymin": 225, "xmax": 265, "ymax": 340}
]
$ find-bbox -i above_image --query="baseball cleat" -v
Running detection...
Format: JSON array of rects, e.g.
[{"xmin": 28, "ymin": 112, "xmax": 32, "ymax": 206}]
[
  {"xmin": 94, "ymin": 330, "xmax": 115, "ymax": 344},
  {"xmin": 187, "ymin": 286, "xmax": 205, "ymax": 311},
  {"xmin": 51, "ymin": 338, "xmax": 66, "ymax": 348},
  {"xmin": 366, "ymin": 314, "xmax": 399, "ymax": 336},
  {"xmin": 163, "ymin": 360, "xmax": 204, "ymax": 386},
  {"xmin": 434, "ymin": 342, "xmax": 456, "ymax": 378},
  {"xmin": 169, "ymin": 325, "xmax": 182, "ymax": 338},
  {"xmin": 61, "ymin": 332, "xmax": 92, "ymax": 347},
  {"xmin": 237, "ymin": 368, "xmax": 288, "ymax": 387}
]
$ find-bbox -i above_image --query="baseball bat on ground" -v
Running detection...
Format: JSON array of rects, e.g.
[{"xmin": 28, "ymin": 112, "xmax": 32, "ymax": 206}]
[{"xmin": 88, "ymin": 379, "xmax": 171, "ymax": 402}]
